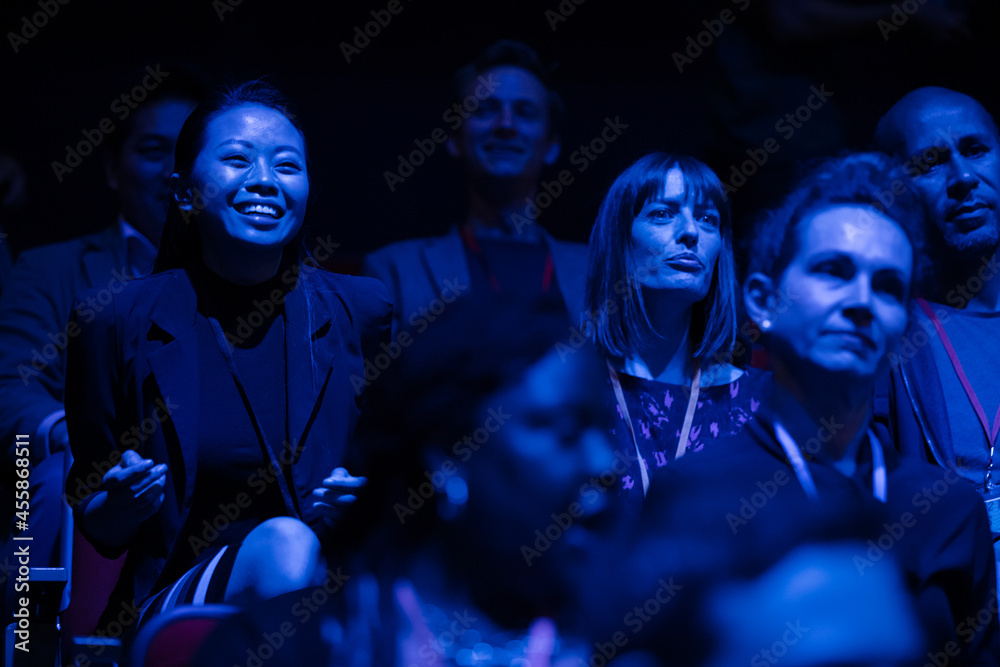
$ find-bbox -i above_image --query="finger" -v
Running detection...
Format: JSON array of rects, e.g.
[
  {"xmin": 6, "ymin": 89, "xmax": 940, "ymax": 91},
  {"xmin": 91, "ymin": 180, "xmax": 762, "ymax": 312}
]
[
  {"xmin": 322, "ymin": 474, "xmax": 367, "ymax": 489},
  {"xmin": 132, "ymin": 469, "xmax": 168, "ymax": 496},
  {"xmin": 121, "ymin": 450, "xmax": 145, "ymax": 468},
  {"xmin": 311, "ymin": 488, "xmax": 359, "ymax": 505},
  {"xmin": 310, "ymin": 500, "xmax": 346, "ymax": 520},
  {"xmin": 103, "ymin": 459, "xmax": 154, "ymax": 486},
  {"xmin": 116, "ymin": 461, "xmax": 160, "ymax": 486},
  {"xmin": 135, "ymin": 478, "xmax": 166, "ymax": 508}
]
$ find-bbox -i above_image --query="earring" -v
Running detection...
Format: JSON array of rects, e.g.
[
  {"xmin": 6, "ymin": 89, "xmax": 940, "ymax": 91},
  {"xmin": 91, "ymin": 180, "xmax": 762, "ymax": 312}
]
[{"xmin": 759, "ymin": 318, "xmax": 772, "ymax": 331}]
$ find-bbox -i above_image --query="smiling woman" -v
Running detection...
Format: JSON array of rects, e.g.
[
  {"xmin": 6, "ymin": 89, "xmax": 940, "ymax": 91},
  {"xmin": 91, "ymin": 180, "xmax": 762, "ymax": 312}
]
[{"xmin": 63, "ymin": 80, "xmax": 393, "ymax": 646}]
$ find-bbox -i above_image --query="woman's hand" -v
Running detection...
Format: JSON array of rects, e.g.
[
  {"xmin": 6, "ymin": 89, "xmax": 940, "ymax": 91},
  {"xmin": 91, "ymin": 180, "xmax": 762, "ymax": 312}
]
[
  {"xmin": 83, "ymin": 450, "xmax": 167, "ymax": 547},
  {"xmin": 309, "ymin": 467, "xmax": 367, "ymax": 528},
  {"xmin": 103, "ymin": 450, "xmax": 168, "ymax": 519}
]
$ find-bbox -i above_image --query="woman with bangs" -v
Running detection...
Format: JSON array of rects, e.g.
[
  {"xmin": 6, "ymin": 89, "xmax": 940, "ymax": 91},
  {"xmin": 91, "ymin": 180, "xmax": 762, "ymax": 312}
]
[{"xmin": 584, "ymin": 152, "xmax": 769, "ymax": 510}]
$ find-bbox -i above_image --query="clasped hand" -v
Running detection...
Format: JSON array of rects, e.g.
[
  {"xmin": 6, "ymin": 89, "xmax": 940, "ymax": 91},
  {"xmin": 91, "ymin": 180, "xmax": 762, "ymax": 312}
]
[
  {"xmin": 309, "ymin": 467, "xmax": 367, "ymax": 527},
  {"xmin": 101, "ymin": 449, "xmax": 168, "ymax": 523}
]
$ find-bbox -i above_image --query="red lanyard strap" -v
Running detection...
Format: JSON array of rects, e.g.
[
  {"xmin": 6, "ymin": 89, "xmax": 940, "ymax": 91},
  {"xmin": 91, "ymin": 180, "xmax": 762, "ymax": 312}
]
[
  {"xmin": 917, "ymin": 298, "xmax": 1000, "ymax": 445},
  {"xmin": 460, "ymin": 226, "xmax": 554, "ymax": 296}
]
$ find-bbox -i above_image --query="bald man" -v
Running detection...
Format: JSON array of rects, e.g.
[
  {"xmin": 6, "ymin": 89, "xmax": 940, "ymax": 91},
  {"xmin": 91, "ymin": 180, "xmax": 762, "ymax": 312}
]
[{"xmin": 874, "ymin": 87, "xmax": 1000, "ymax": 626}]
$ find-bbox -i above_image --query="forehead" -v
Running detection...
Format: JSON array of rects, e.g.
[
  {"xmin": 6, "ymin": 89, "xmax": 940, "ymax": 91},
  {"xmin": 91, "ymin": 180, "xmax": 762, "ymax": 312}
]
[
  {"xmin": 473, "ymin": 65, "xmax": 549, "ymax": 106},
  {"xmin": 203, "ymin": 104, "xmax": 303, "ymax": 150},
  {"xmin": 796, "ymin": 205, "xmax": 912, "ymax": 273},
  {"xmin": 897, "ymin": 97, "xmax": 997, "ymax": 154},
  {"xmin": 128, "ymin": 97, "xmax": 194, "ymax": 140},
  {"xmin": 647, "ymin": 167, "xmax": 717, "ymax": 207}
]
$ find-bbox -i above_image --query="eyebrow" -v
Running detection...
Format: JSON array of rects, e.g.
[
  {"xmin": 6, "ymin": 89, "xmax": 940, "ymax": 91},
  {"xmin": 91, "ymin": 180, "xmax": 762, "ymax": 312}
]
[
  {"xmin": 909, "ymin": 131, "xmax": 993, "ymax": 159},
  {"xmin": 215, "ymin": 139, "xmax": 303, "ymax": 154}
]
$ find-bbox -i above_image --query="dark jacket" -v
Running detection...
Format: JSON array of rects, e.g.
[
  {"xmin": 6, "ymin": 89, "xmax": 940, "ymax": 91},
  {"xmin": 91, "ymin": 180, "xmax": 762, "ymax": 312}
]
[
  {"xmin": 64, "ymin": 264, "xmax": 392, "ymax": 611},
  {"xmin": 362, "ymin": 226, "xmax": 588, "ymax": 338},
  {"xmin": 0, "ymin": 225, "xmax": 127, "ymax": 461},
  {"xmin": 658, "ymin": 412, "xmax": 999, "ymax": 665},
  {"xmin": 874, "ymin": 312, "xmax": 960, "ymax": 468}
]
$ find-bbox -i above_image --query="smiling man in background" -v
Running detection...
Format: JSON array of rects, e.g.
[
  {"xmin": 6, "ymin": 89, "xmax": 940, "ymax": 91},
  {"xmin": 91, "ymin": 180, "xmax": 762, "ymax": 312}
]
[{"xmin": 364, "ymin": 40, "xmax": 589, "ymax": 337}]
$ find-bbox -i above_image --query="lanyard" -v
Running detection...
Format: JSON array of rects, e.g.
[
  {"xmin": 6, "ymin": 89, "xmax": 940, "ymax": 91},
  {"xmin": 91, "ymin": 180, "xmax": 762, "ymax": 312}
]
[
  {"xmin": 608, "ymin": 360, "xmax": 701, "ymax": 497},
  {"xmin": 917, "ymin": 298, "xmax": 998, "ymax": 488},
  {"xmin": 460, "ymin": 226, "xmax": 554, "ymax": 295},
  {"xmin": 774, "ymin": 422, "xmax": 887, "ymax": 503},
  {"xmin": 207, "ymin": 315, "xmax": 299, "ymax": 517}
]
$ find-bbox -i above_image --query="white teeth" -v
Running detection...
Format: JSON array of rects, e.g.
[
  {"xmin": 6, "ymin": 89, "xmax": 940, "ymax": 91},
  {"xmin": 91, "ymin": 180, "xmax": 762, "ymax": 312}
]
[{"xmin": 241, "ymin": 203, "xmax": 279, "ymax": 217}]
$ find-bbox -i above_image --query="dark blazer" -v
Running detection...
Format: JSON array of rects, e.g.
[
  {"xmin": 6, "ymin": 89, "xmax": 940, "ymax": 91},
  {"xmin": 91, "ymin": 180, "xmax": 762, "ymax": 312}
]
[
  {"xmin": 362, "ymin": 226, "xmax": 589, "ymax": 337},
  {"xmin": 874, "ymin": 311, "xmax": 957, "ymax": 468},
  {"xmin": 64, "ymin": 265, "xmax": 392, "ymax": 609},
  {"xmin": 0, "ymin": 225, "xmax": 127, "ymax": 462},
  {"xmin": 660, "ymin": 412, "xmax": 999, "ymax": 664}
]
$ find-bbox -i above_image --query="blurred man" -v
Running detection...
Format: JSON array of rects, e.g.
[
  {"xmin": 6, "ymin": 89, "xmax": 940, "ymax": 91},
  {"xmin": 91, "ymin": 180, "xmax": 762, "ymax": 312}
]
[
  {"xmin": 363, "ymin": 40, "xmax": 588, "ymax": 339},
  {"xmin": 0, "ymin": 68, "xmax": 207, "ymax": 571},
  {"xmin": 874, "ymin": 86, "xmax": 1000, "ymax": 573}
]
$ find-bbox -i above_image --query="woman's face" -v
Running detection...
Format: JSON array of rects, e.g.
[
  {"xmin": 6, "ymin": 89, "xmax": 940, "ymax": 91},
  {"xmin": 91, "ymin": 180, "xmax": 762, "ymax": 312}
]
[
  {"xmin": 187, "ymin": 104, "xmax": 308, "ymax": 260},
  {"xmin": 769, "ymin": 205, "xmax": 912, "ymax": 384},
  {"xmin": 630, "ymin": 167, "xmax": 723, "ymax": 304}
]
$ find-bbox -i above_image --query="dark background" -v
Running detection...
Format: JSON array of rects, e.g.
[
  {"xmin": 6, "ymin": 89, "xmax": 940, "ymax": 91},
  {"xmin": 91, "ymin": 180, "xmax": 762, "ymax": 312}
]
[{"xmin": 2, "ymin": 0, "xmax": 998, "ymax": 268}]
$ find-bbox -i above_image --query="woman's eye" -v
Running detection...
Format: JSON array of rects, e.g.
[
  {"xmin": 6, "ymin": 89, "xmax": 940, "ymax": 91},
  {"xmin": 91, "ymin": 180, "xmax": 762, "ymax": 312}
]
[
  {"xmin": 223, "ymin": 155, "xmax": 249, "ymax": 166},
  {"xmin": 276, "ymin": 161, "xmax": 302, "ymax": 173},
  {"xmin": 813, "ymin": 260, "xmax": 850, "ymax": 279},
  {"xmin": 875, "ymin": 275, "xmax": 906, "ymax": 301},
  {"xmin": 965, "ymin": 144, "xmax": 988, "ymax": 158},
  {"xmin": 699, "ymin": 213, "xmax": 720, "ymax": 226}
]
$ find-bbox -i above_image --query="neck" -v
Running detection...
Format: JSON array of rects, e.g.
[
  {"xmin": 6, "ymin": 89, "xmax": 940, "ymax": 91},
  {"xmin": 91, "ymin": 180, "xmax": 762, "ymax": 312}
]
[
  {"xmin": 624, "ymin": 293, "xmax": 695, "ymax": 384},
  {"xmin": 124, "ymin": 216, "xmax": 162, "ymax": 249},
  {"xmin": 770, "ymin": 362, "xmax": 871, "ymax": 465},
  {"xmin": 201, "ymin": 247, "xmax": 282, "ymax": 286},
  {"xmin": 464, "ymin": 181, "xmax": 542, "ymax": 240},
  {"xmin": 935, "ymin": 247, "xmax": 1000, "ymax": 312}
]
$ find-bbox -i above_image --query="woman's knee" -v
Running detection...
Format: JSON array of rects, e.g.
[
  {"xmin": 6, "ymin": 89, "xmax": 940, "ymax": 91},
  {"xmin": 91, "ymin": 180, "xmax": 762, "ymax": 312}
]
[
  {"xmin": 227, "ymin": 518, "xmax": 325, "ymax": 601},
  {"xmin": 249, "ymin": 517, "xmax": 320, "ymax": 556}
]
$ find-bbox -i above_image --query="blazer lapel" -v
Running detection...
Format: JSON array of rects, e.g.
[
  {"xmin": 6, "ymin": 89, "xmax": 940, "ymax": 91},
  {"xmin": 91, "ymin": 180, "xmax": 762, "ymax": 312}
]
[
  {"xmin": 901, "ymin": 339, "xmax": 956, "ymax": 468},
  {"xmin": 82, "ymin": 225, "xmax": 127, "ymax": 286},
  {"xmin": 144, "ymin": 274, "xmax": 201, "ymax": 510},
  {"xmin": 284, "ymin": 271, "xmax": 336, "ymax": 463},
  {"xmin": 422, "ymin": 228, "xmax": 470, "ymax": 300},
  {"xmin": 543, "ymin": 230, "xmax": 587, "ymax": 320}
]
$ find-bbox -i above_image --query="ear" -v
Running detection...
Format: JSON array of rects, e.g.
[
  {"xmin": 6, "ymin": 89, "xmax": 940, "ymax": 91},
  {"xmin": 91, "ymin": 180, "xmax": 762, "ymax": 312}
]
[
  {"xmin": 171, "ymin": 173, "xmax": 193, "ymax": 211},
  {"xmin": 743, "ymin": 272, "xmax": 777, "ymax": 330},
  {"xmin": 543, "ymin": 135, "xmax": 561, "ymax": 166}
]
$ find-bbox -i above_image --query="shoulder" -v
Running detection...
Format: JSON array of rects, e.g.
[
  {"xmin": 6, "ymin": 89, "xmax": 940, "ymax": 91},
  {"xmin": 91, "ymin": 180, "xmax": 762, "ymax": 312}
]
[
  {"xmin": 365, "ymin": 230, "xmax": 461, "ymax": 267},
  {"xmin": 543, "ymin": 233, "xmax": 588, "ymax": 263},
  {"xmin": 18, "ymin": 226, "xmax": 118, "ymax": 263},
  {"xmin": 888, "ymin": 457, "xmax": 986, "ymax": 519},
  {"xmin": 9, "ymin": 227, "xmax": 119, "ymax": 291},
  {"xmin": 72, "ymin": 269, "xmax": 191, "ymax": 327},
  {"xmin": 700, "ymin": 363, "xmax": 771, "ymax": 390},
  {"xmin": 304, "ymin": 268, "xmax": 392, "ymax": 325}
]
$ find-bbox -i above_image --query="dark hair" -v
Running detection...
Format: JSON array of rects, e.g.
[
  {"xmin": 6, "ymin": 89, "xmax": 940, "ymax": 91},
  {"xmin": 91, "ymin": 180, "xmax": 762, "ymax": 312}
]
[
  {"xmin": 154, "ymin": 79, "xmax": 309, "ymax": 273},
  {"xmin": 451, "ymin": 39, "xmax": 564, "ymax": 136},
  {"xmin": 584, "ymin": 152, "xmax": 738, "ymax": 365},
  {"xmin": 748, "ymin": 152, "xmax": 925, "ymax": 290},
  {"xmin": 105, "ymin": 64, "xmax": 212, "ymax": 160}
]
